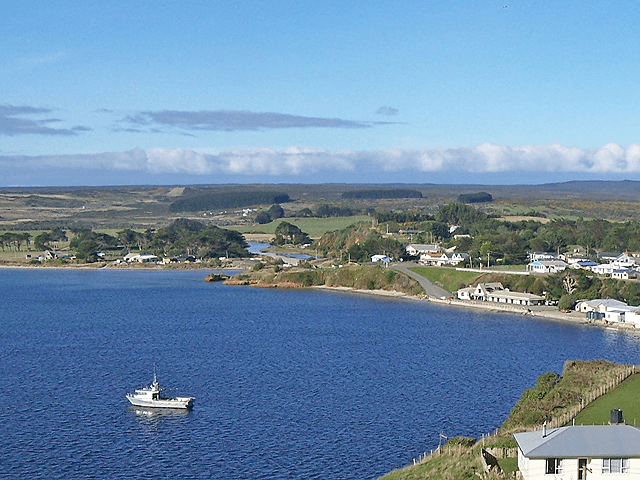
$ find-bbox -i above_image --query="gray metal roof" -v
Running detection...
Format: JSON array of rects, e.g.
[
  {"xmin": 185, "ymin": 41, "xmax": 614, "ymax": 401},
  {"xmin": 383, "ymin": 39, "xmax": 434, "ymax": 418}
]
[
  {"xmin": 514, "ymin": 425, "xmax": 640, "ymax": 458},
  {"xmin": 582, "ymin": 299, "xmax": 629, "ymax": 309}
]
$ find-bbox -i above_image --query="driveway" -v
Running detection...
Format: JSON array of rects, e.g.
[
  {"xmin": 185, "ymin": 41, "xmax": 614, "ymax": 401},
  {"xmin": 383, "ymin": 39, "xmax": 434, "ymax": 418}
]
[{"xmin": 392, "ymin": 262, "xmax": 451, "ymax": 298}]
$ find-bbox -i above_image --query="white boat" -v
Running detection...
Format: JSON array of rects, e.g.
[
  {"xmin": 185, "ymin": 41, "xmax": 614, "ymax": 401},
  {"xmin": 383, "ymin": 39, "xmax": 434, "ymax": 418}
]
[{"xmin": 126, "ymin": 373, "xmax": 195, "ymax": 409}]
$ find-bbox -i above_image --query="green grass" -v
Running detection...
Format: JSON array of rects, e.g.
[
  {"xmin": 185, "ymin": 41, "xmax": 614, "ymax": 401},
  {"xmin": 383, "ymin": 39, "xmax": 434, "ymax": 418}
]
[
  {"xmin": 498, "ymin": 457, "xmax": 518, "ymax": 474},
  {"xmin": 380, "ymin": 453, "xmax": 482, "ymax": 480},
  {"xmin": 573, "ymin": 373, "xmax": 640, "ymax": 427},
  {"xmin": 232, "ymin": 215, "xmax": 369, "ymax": 238},
  {"xmin": 409, "ymin": 266, "xmax": 481, "ymax": 292},
  {"xmin": 486, "ymin": 264, "xmax": 528, "ymax": 272}
]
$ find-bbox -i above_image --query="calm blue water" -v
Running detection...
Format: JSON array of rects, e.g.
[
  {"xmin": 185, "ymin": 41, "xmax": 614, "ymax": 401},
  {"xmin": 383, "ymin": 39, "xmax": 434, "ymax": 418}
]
[{"xmin": 1, "ymin": 269, "xmax": 640, "ymax": 479}]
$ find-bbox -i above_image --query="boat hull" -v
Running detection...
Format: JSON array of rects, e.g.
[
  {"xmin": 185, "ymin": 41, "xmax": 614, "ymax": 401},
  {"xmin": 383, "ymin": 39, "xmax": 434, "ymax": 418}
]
[{"xmin": 126, "ymin": 394, "xmax": 194, "ymax": 409}]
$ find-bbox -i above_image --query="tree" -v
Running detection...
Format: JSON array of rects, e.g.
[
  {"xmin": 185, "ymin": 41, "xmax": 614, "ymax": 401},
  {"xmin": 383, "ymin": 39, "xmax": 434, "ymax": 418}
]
[
  {"xmin": 430, "ymin": 222, "xmax": 450, "ymax": 240},
  {"xmin": 267, "ymin": 204, "xmax": 285, "ymax": 220},
  {"xmin": 34, "ymin": 232, "xmax": 52, "ymax": 250},
  {"xmin": 296, "ymin": 208, "xmax": 313, "ymax": 217},
  {"xmin": 255, "ymin": 211, "xmax": 272, "ymax": 224},
  {"xmin": 274, "ymin": 222, "xmax": 311, "ymax": 246},
  {"xmin": 117, "ymin": 229, "xmax": 144, "ymax": 250}
]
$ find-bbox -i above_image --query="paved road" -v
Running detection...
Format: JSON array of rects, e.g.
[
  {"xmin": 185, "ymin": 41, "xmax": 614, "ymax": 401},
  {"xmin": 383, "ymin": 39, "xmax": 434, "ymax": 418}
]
[{"xmin": 391, "ymin": 262, "xmax": 451, "ymax": 298}]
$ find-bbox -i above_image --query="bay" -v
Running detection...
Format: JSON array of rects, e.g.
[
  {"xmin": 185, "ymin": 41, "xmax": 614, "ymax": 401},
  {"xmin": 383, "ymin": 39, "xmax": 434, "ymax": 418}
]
[{"xmin": 1, "ymin": 269, "xmax": 639, "ymax": 479}]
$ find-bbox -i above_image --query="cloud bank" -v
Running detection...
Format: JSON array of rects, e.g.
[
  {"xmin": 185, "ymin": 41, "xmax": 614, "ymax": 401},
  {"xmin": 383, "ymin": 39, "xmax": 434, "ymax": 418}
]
[{"xmin": 4, "ymin": 144, "xmax": 640, "ymax": 182}]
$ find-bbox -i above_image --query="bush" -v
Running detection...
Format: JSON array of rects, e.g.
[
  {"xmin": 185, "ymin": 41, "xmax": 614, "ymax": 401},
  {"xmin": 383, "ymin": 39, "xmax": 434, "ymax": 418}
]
[
  {"xmin": 255, "ymin": 211, "xmax": 272, "ymax": 224},
  {"xmin": 446, "ymin": 437, "xmax": 476, "ymax": 448}
]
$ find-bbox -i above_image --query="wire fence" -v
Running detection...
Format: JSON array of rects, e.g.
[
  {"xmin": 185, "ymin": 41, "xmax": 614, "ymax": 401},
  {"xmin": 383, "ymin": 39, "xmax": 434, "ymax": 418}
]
[{"xmin": 416, "ymin": 365, "xmax": 638, "ymax": 466}]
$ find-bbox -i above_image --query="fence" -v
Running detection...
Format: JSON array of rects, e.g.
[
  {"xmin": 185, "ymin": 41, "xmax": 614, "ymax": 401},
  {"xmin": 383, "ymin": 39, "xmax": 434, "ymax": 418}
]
[
  {"xmin": 415, "ymin": 364, "xmax": 638, "ymax": 466},
  {"xmin": 526, "ymin": 364, "xmax": 637, "ymax": 430}
]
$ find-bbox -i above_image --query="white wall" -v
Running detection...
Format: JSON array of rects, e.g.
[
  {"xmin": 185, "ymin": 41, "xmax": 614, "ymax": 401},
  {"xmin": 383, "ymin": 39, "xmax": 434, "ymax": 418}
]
[{"xmin": 519, "ymin": 457, "xmax": 640, "ymax": 480}]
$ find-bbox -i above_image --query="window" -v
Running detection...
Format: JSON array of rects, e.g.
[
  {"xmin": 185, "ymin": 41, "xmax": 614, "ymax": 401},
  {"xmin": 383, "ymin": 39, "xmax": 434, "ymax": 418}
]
[
  {"xmin": 546, "ymin": 458, "xmax": 563, "ymax": 475},
  {"xmin": 602, "ymin": 458, "xmax": 629, "ymax": 474}
]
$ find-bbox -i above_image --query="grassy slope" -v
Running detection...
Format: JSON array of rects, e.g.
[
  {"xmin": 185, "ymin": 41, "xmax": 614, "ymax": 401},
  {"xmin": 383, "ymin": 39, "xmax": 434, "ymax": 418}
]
[
  {"xmin": 574, "ymin": 373, "xmax": 640, "ymax": 426},
  {"xmin": 378, "ymin": 360, "xmax": 638, "ymax": 480},
  {"xmin": 409, "ymin": 266, "xmax": 482, "ymax": 293}
]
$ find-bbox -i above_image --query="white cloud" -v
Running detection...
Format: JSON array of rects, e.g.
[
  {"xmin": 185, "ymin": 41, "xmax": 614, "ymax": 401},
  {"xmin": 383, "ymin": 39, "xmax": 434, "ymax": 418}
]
[
  {"xmin": 5, "ymin": 143, "xmax": 640, "ymax": 180},
  {"xmin": 146, "ymin": 148, "xmax": 211, "ymax": 174}
]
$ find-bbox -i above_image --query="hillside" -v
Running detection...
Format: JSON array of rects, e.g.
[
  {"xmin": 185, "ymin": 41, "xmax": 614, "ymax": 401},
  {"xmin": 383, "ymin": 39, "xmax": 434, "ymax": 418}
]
[{"xmin": 378, "ymin": 360, "xmax": 638, "ymax": 480}]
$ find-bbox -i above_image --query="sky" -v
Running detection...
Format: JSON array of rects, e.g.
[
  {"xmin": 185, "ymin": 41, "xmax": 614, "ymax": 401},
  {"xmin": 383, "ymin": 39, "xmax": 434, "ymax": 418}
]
[{"xmin": 2, "ymin": 1, "xmax": 640, "ymax": 186}]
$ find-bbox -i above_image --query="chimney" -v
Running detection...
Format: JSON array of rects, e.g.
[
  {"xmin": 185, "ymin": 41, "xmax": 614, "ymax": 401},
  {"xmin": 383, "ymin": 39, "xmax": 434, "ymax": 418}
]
[
  {"xmin": 611, "ymin": 409, "xmax": 624, "ymax": 425},
  {"xmin": 542, "ymin": 421, "xmax": 547, "ymax": 437}
]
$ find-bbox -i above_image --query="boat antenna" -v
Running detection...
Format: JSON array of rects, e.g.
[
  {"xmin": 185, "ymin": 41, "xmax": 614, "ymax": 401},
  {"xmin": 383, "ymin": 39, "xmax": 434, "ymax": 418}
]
[{"xmin": 153, "ymin": 363, "xmax": 157, "ymax": 384}]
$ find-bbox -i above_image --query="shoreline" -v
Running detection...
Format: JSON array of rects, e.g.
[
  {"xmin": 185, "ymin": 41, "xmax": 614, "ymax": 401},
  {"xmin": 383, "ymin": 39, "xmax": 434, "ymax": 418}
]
[
  {"xmin": 3, "ymin": 261, "xmax": 638, "ymax": 336},
  {"xmin": 310, "ymin": 285, "xmax": 640, "ymax": 336}
]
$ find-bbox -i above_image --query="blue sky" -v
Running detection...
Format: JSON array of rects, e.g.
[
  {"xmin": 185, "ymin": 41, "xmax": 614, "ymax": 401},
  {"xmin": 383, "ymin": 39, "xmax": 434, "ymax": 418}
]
[{"xmin": 2, "ymin": 1, "xmax": 640, "ymax": 186}]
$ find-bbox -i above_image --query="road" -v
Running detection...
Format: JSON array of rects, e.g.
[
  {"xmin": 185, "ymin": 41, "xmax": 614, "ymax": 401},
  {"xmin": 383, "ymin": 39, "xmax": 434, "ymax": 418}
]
[{"xmin": 391, "ymin": 262, "xmax": 451, "ymax": 298}]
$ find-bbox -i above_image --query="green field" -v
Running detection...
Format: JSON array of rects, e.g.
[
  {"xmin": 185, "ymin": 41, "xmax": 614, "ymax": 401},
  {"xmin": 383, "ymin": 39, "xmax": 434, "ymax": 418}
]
[
  {"xmin": 573, "ymin": 373, "xmax": 640, "ymax": 426},
  {"xmin": 231, "ymin": 215, "xmax": 370, "ymax": 238}
]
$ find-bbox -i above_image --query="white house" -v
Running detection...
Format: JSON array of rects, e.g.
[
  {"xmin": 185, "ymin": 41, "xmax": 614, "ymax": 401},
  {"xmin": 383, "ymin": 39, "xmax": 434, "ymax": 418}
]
[
  {"xmin": 612, "ymin": 268, "xmax": 638, "ymax": 280},
  {"xmin": 590, "ymin": 254, "xmax": 638, "ymax": 276},
  {"xmin": 591, "ymin": 263, "xmax": 615, "ymax": 275},
  {"xmin": 576, "ymin": 299, "xmax": 629, "ymax": 314},
  {"xmin": 456, "ymin": 282, "xmax": 544, "ymax": 306},
  {"xmin": 419, "ymin": 252, "xmax": 469, "ymax": 266},
  {"xmin": 135, "ymin": 253, "xmax": 159, "ymax": 263},
  {"xmin": 514, "ymin": 424, "xmax": 640, "ymax": 480},
  {"xmin": 566, "ymin": 254, "xmax": 592, "ymax": 265},
  {"xmin": 371, "ymin": 254, "xmax": 390, "ymax": 264},
  {"xmin": 529, "ymin": 252, "xmax": 566, "ymax": 262},
  {"xmin": 613, "ymin": 253, "xmax": 637, "ymax": 269},
  {"xmin": 527, "ymin": 260, "xmax": 569, "ymax": 273},
  {"xmin": 575, "ymin": 299, "xmax": 640, "ymax": 327},
  {"xmin": 405, "ymin": 244, "xmax": 439, "ymax": 256}
]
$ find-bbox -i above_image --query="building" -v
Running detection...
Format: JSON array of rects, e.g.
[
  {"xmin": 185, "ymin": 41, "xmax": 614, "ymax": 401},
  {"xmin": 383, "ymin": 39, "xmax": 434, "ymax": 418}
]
[
  {"xmin": 456, "ymin": 283, "xmax": 544, "ymax": 306},
  {"xmin": 514, "ymin": 423, "xmax": 640, "ymax": 480},
  {"xmin": 419, "ymin": 252, "xmax": 469, "ymax": 266},
  {"xmin": 573, "ymin": 260, "xmax": 598, "ymax": 270},
  {"xmin": 371, "ymin": 254, "xmax": 390, "ymax": 264},
  {"xmin": 529, "ymin": 252, "xmax": 566, "ymax": 262},
  {"xmin": 527, "ymin": 260, "xmax": 569, "ymax": 274},
  {"xmin": 405, "ymin": 244, "xmax": 439, "ymax": 256},
  {"xmin": 612, "ymin": 268, "xmax": 638, "ymax": 280},
  {"xmin": 576, "ymin": 299, "xmax": 629, "ymax": 314},
  {"xmin": 574, "ymin": 298, "xmax": 640, "ymax": 326}
]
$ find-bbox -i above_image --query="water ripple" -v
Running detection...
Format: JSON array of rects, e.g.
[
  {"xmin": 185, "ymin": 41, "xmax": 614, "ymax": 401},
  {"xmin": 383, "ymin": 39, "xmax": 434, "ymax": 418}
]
[{"xmin": 1, "ymin": 269, "xmax": 639, "ymax": 479}]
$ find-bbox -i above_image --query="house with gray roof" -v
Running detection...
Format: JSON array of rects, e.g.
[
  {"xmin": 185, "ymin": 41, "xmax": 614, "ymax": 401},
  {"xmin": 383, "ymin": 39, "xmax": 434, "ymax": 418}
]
[
  {"xmin": 405, "ymin": 244, "xmax": 439, "ymax": 256},
  {"xmin": 456, "ymin": 282, "xmax": 544, "ymax": 306},
  {"xmin": 514, "ymin": 424, "xmax": 640, "ymax": 480},
  {"xmin": 527, "ymin": 260, "xmax": 569, "ymax": 274}
]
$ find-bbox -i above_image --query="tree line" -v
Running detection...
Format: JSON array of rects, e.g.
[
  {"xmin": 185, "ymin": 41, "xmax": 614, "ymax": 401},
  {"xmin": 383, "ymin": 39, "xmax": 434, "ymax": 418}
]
[
  {"xmin": 342, "ymin": 188, "xmax": 423, "ymax": 199},
  {"xmin": 10, "ymin": 219, "xmax": 248, "ymax": 262},
  {"xmin": 170, "ymin": 191, "xmax": 291, "ymax": 213}
]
